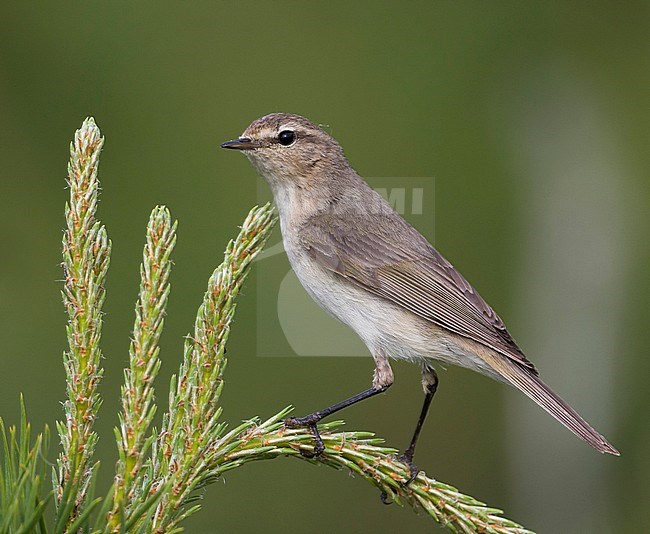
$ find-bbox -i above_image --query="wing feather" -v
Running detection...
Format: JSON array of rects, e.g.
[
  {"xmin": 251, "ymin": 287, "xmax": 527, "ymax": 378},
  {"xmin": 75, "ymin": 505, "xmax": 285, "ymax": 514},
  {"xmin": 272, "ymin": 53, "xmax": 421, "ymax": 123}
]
[{"xmin": 299, "ymin": 213, "xmax": 536, "ymax": 373}]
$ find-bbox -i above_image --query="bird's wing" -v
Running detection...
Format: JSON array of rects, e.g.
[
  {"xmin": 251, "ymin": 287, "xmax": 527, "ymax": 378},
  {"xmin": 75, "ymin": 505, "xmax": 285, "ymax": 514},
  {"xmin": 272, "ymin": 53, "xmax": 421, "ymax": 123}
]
[{"xmin": 299, "ymin": 213, "xmax": 537, "ymax": 374}]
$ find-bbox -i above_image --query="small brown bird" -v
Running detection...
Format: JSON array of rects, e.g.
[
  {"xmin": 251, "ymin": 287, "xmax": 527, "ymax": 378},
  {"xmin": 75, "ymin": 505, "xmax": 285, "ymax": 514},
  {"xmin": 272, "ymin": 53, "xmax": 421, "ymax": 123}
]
[{"xmin": 221, "ymin": 113, "xmax": 619, "ymax": 476}]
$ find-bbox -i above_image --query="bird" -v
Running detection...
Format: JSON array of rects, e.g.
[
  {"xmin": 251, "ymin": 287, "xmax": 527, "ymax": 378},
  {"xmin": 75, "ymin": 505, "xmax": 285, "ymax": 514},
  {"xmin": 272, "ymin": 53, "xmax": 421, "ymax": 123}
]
[{"xmin": 221, "ymin": 112, "xmax": 619, "ymax": 477}]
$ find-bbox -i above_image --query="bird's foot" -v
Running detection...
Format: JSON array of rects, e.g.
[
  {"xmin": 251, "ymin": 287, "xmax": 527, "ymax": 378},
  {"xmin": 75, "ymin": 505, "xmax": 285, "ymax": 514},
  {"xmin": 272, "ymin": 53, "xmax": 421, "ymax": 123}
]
[
  {"xmin": 397, "ymin": 453, "xmax": 420, "ymax": 486},
  {"xmin": 284, "ymin": 415, "xmax": 325, "ymax": 458},
  {"xmin": 284, "ymin": 413, "xmax": 321, "ymax": 427},
  {"xmin": 379, "ymin": 453, "xmax": 421, "ymax": 504}
]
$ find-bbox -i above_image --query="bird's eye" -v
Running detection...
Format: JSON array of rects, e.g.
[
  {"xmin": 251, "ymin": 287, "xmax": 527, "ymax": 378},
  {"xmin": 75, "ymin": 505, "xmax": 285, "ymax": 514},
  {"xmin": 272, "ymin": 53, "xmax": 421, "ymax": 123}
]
[{"xmin": 278, "ymin": 130, "xmax": 296, "ymax": 146}]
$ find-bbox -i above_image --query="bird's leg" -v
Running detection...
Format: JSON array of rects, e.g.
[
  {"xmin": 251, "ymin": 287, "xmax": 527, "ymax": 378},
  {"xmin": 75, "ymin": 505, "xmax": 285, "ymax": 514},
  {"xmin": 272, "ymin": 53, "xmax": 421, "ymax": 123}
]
[
  {"xmin": 399, "ymin": 365, "xmax": 438, "ymax": 484},
  {"xmin": 285, "ymin": 352, "xmax": 393, "ymax": 458},
  {"xmin": 285, "ymin": 385, "xmax": 390, "ymax": 457}
]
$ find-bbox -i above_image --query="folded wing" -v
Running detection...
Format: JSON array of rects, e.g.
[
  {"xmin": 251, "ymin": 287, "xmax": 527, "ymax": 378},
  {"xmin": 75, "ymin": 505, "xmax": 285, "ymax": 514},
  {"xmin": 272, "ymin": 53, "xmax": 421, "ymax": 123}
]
[{"xmin": 299, "ymin": 212, "xmax": 537, "ymax": 374}]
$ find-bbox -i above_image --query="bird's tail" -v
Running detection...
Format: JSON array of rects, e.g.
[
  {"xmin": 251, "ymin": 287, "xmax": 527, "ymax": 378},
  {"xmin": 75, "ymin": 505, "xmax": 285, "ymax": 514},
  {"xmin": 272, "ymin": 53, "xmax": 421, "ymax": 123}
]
[{"xmin": 483, "ymin": 353, "xmax": 619, "ymax": 455}]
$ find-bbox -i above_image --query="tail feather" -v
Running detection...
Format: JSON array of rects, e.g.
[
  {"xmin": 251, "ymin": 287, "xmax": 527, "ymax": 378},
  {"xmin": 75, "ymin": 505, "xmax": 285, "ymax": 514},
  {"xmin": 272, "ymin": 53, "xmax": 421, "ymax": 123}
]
[{"xmin": 484, "ymin": 353, "xmax": 619, "ymax": 455}]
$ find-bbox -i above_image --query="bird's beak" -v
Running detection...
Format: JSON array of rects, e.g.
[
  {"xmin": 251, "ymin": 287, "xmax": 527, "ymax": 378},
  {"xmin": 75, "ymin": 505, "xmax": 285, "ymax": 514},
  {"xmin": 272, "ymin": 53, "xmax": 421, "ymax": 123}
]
[{"xmin": 220, "ymin": 137, "xmax": 259, "ymax": 150}]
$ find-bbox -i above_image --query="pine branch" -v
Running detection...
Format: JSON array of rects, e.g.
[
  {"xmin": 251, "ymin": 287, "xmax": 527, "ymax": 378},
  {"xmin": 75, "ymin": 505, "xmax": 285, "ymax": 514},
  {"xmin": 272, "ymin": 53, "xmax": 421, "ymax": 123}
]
[
  {"xmin": 57, "ymin": 118, "xmax": 110, "ymax": 529},
  {"xmin": 107, "ymin": 207, "xmax": 177, "ymax": 530},
  {"xmin": 148, "ymin": 204, "xmax": 277, "ymax": 532},
  {"xmin": 209, "ymin": 410, "xmax": 534, "ymax": 534},
  {"xmin": 0, "ymin": 397, "xmax": 51, "ymax": 534}
]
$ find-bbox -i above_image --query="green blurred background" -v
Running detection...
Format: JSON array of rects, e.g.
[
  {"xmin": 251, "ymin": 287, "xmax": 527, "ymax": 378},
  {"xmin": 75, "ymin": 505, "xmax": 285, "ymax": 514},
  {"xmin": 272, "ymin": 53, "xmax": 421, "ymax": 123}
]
[{"xmin": 1, "ymin": 2, "xmax": 648, "ymax": 532}]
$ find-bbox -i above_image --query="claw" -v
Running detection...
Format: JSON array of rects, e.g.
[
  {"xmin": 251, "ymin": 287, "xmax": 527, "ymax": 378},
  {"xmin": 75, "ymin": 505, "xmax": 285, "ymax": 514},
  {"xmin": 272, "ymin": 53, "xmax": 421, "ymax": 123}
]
[
  {"xmin": 284, "ymin": 417, "xmax": 325, "ymax": 458},
  {"xmin": 301, "ymin": 424, "xmax": 325, "ymax": 458},
  {"xmin": 398, "ymin": 454, "xmax": 420, "ymax": 485}
]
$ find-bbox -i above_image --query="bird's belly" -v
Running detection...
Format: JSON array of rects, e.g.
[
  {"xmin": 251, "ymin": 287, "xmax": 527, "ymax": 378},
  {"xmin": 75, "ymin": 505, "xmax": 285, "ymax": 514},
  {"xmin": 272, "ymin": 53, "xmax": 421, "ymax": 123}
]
[{"xmin": 288, "ymin": 249, "xmax": 500, "ymax": 378}]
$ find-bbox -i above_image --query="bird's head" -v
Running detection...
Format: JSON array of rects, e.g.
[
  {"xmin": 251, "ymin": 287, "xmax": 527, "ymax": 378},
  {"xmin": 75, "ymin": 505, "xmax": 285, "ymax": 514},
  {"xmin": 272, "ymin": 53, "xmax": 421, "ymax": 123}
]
[{"xmin": 221, "ymin": 113, "xmax": 350, "ymax": 189}]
